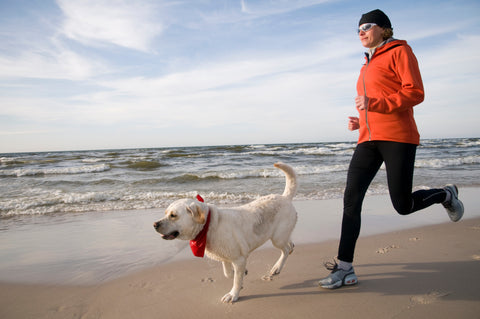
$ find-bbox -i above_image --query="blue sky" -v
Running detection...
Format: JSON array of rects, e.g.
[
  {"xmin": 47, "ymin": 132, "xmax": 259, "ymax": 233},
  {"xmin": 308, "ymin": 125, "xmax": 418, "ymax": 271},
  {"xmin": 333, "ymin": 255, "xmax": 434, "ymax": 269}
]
[{"xmin": 1, "ymin": 0, "xmax": 479, "ymax": 152}]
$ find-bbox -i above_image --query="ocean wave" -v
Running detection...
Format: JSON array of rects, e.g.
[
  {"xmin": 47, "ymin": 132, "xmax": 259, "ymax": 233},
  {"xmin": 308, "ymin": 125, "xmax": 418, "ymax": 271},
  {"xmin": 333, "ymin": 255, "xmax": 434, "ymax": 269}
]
[
  {"xmin": 0, "ymin": 157, "xmax": 25, "ymax": 165},
  {"xmin": 81, "ymin": 158, "xmax": 110, "ymax": 163},
  {"xmin": 457, "ymin": 139, "xmax": 480, "ymax": 147},
  {"xmin": 242, "ymin": 146, "xmax": 355, "ymax": 157},
  {"xmin": 0, "ymin": 163, "xmax": 111, "ymax": 177},
  {"xmin": 1, "ymin": 138, "xmax": 478, "ymax": 218},
  {"xmin": 167, "ymin": 172, "xmax": 256, "ymax": 182},
  {"xmin": 165, "ymin": 164, "xmax": 350, "ymax": 182},
  {"xmin": 0, "ymin": 185, "xmax": 396, "ymax": 217},
  {"xmin": 125, "ymin": 160, "xmax": 165, "ymax": 170},
  {"xmin": 169, "ymin": 174, "xmax": 204, "ymax": 182},
  {"xmin": 420, "ymin": 138, "xmax": 480, "ymax": 149},
  {"xmin": 0, "ymin": 188, "xmax": 351, "ymax": 217},
  {"xmin": 0, "ymin": 157, "xmax": 61, "ymax": 166},
  {"xmin": 163, "ymin": 150, "xmax": 201, "ymax": 158},
  {"xmin": 2, "ymin": 182, "xmax": 478, "ymax": 217},
  {"xmin": 415, "ymin": 155, "xmax": 480, "ymax": 168},
  {"xmin": 295, "ymin": 164, "xmax": 349, "ymax": 174},
  {"xmin": 0, "ymin": 190, "xmax": 215, "ymax": 216},
  {"xmin": 156, "ymin": 143, "xmax": 356, "ymax": 159}
]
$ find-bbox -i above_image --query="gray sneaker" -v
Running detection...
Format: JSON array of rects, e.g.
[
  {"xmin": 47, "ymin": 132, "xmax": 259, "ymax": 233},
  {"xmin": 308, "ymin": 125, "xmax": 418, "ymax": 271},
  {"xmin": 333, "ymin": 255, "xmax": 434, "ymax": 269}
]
[
  {"xmin": 318, "ymin": 261, "xmax": 358, "ymax": 289},
  {"xmin": 443, "ymin": 184, "xmax": 464, "ymax": 222}
]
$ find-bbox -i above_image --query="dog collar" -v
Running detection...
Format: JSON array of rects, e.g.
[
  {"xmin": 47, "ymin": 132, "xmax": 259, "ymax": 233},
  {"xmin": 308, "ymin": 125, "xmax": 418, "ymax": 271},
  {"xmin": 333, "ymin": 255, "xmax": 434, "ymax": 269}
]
[{"xmin": 190, "ymin": 195, "xmax": 210, "ymax": 258}]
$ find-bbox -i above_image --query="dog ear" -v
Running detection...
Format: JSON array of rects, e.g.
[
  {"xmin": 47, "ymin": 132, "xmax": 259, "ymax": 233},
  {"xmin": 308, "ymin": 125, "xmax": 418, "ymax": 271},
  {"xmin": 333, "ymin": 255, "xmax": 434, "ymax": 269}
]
[{"xmin": 186, "ymin": 202, "xmax": 207, "ymax": 224}]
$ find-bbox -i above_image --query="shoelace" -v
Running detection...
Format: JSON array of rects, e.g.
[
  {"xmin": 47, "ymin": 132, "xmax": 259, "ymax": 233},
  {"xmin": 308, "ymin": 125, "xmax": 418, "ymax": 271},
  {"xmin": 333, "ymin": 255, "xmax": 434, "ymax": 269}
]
[
  {"xmin": 442, "ymin": 188, "xmax": 454, "ymax": 209},
  {"xmin": 323, "ymin": 261, "xmax": 339, "ymax": 272}
]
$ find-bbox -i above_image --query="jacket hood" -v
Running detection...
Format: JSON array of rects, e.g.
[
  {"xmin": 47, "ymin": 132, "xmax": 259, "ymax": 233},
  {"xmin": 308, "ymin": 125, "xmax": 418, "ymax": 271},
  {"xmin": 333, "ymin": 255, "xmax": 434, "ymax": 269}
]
[{"xmin": 367, "ymin": 38, "xmax": 407, "ymax": 59}]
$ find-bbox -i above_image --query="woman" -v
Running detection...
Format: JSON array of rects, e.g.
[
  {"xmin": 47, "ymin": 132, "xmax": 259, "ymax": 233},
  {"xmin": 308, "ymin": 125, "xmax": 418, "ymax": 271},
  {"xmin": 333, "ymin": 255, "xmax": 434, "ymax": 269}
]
[{"xmin": 318, "ymin": 9, "xmax": 464, "ymax": 289}]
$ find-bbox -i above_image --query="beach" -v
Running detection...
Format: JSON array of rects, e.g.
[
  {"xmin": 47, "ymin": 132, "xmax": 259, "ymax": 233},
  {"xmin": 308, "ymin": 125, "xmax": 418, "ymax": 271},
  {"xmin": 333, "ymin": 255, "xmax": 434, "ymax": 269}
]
[{"xmin": 1, "ymin": 188, "xmax": 479, "ymax": 319}]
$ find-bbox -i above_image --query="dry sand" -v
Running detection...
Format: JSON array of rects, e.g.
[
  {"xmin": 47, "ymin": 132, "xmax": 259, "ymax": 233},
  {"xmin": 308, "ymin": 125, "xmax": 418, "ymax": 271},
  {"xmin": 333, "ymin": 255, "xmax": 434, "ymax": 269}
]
[{"xmin": 1, "ymin": 199, "xmax": 480, "ymax": 318}]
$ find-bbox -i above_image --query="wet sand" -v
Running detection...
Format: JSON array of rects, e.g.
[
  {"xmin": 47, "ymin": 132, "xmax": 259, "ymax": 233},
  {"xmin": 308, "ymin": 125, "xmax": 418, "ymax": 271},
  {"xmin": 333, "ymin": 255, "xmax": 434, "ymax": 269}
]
[{"xmin": 1, "ymin": 188, "xmax": 479, "ymax": 318}]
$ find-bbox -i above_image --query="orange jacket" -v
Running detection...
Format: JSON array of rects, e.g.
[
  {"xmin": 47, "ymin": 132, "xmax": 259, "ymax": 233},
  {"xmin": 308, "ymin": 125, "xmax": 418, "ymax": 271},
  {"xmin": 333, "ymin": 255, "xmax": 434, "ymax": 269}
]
[{"xmin": 356, "ymin": 39, "xmax": 424, "ymax": 145}]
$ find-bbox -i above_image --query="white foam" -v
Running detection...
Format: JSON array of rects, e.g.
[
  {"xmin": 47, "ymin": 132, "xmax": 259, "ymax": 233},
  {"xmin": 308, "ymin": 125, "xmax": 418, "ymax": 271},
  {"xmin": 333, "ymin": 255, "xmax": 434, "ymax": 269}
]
[
  {"xmin": 415, "ymin": 155, "xmax": 480, "ymax": 168},
  {"xmin": 1, "ymin": 163, "xmax": 111, "ymax": 177}
]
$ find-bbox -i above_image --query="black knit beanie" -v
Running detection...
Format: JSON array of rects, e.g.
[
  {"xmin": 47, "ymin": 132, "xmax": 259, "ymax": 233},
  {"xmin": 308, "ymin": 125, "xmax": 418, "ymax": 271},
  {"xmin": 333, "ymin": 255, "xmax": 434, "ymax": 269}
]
[{"xmin": 359, "ymin": 9, "xmax": 392, "ymax": 29}]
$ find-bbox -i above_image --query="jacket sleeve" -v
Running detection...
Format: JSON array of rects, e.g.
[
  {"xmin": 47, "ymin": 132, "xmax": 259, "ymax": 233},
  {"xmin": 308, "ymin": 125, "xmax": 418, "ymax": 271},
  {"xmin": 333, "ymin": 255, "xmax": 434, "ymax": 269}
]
[{"xmin": 367, "ymin": 45, "xmax": 425, "ymax": 114}]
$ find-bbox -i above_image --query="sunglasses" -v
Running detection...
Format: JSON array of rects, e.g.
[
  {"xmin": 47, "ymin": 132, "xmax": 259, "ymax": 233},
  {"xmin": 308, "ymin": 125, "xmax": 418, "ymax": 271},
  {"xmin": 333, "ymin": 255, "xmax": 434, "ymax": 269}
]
[{"xmin": 358, "ymin": 23, "xmax": 377, "ymax": 34}]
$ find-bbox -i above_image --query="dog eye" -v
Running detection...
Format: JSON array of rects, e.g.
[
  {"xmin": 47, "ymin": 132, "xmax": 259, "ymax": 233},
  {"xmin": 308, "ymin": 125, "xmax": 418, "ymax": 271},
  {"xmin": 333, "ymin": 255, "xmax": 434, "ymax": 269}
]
[{"xmin": 170, "ymin": 213, "xmax": 177, "ymax": 219}]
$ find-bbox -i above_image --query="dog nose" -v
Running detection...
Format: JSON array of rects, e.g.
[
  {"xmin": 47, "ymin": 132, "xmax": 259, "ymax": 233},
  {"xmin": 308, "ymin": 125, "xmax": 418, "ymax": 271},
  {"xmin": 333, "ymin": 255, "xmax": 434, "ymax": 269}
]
[{"xmin": 153, "ymin": 222, "xmax": 160, "ymax": 229}]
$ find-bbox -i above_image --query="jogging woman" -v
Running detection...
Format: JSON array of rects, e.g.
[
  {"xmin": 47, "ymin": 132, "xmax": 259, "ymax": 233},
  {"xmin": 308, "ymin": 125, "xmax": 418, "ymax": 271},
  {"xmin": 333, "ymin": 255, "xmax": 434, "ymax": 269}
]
[{"xmin": 318, "ymin": 9, "xmax": 464, "ymax": 289}]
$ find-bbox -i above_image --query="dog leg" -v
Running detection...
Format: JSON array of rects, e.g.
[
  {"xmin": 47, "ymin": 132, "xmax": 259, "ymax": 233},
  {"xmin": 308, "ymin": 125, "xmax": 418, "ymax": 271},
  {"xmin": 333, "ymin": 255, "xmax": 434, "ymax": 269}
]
[
  {"xmin": 221, "ymin": 258, "xmax": 246, "ymax": 303},
  {"xmin": 268, "ymin": 240, "xmax": 294, "ymax": 278},
  {"xmin": 222, "ymin": 262, "xmax": 234, "ymax": 278},
  {"xmin": 223, "ymin": 261, "xmax": 247, "ymax": 279}
]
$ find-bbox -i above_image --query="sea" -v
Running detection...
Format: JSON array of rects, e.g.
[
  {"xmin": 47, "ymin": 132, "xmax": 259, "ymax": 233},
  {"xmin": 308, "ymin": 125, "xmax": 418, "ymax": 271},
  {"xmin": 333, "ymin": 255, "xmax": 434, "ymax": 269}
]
[
  {"xmin": 1, "ymin": 137, "xmax": 479, "ymax": 284},
  {"xmin": 2, "ymin": 138, "xmax": 479, "ymax": 218}
]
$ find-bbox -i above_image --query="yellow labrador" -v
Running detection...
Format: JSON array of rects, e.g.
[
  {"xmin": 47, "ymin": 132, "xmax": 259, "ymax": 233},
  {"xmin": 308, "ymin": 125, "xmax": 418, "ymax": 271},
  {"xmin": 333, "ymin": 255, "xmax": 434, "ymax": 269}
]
[{"xmin": 153, "ymin": 163, "xmax": 298, "ymax": 303}]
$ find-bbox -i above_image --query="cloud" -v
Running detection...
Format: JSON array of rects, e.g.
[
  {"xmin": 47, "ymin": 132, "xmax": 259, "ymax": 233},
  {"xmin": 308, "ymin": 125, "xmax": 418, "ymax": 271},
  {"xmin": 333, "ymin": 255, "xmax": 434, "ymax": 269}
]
[
  {"xmin": 416, "ymin": 34, "xmax": 479, "ymax": 112},
  {"xmin": 1, "ymin": 0, "xmax": 479, "ymax": 152},
  {"xmin": 410, "ymin": 33, "xmax": 480, "ymax": 138},
  {"xmin": 420, "ymin": 34, "xmax": 480, "ymax": 78},
  {"xmin": 0, "ymin": 47, "xmax": 107, "ymax": 81},
  {"xmin": 56, "ymin": 0, "xmax": 163, "ymax": 52},
  {"xmin": 200, "ymin": 0, "xmax": 332, "ymax": 24},
  {"xmin": 0, "ymin": 130, "xmax": 51, "ymax": 136},
  {"xmin": 57, "ymin": 37, "xmax": 357, "ymax": 132},
  {"xmin": 240, "ymin": 0, "xmax": 331, "ymax": 15},
  {"xmin": 96, "ymin": 33, "xmax": 357, "ymax": 94}
]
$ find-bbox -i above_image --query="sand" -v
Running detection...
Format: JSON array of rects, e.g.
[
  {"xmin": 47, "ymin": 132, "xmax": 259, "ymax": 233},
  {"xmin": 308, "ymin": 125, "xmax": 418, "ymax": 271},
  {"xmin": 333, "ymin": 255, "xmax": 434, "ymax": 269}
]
[{"xmin": 1, "ymin": 192, "xmax": 480, "ymax": 318}]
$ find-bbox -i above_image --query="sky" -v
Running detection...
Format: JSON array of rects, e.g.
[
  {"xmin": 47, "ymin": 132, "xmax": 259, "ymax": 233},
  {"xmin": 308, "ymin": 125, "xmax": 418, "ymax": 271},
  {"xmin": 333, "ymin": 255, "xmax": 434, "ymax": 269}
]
[{"xmin": 0, "ymin": 0, "xmax": 479, "ymax": 153}]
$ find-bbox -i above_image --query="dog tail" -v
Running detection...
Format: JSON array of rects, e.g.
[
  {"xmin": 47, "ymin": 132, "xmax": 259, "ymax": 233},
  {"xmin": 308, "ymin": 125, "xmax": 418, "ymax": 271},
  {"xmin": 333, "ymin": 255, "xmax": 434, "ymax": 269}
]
[{"xmin": 274, "ymin": 162, "xmax": 298, "ymax": 200}]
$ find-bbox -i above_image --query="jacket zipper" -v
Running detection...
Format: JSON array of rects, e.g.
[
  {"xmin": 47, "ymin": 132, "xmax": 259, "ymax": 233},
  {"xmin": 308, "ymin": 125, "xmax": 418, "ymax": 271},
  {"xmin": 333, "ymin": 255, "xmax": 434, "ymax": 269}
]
[{"xmin": 362, "ymin": 52, "xmax": 371, "ymax": 141}]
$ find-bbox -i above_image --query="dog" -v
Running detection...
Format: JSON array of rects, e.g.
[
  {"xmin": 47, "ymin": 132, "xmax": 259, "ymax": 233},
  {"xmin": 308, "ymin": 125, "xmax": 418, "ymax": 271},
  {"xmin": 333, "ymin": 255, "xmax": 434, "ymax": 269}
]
[{"xmin": 153, "ymin": 162, "xmax": 298, "ymax": 303}]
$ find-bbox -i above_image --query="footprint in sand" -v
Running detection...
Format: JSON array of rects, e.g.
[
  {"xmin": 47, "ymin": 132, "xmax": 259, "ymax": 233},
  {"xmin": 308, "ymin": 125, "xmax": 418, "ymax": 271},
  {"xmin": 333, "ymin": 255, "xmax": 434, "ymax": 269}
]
[
  {"xmin": 410, "ymin": 290, "xmax": 450, "ymax": 305},
  {"xmin": 201, "ymin": 277, "xmax": 215, "ymax": 283},
  {"xmin": 376, "ymin": 244, "xmax": 399, "ymax": 254},
  {"xmin": 129, "ymin": 281, "xmax": 149, "ymax": 289}
]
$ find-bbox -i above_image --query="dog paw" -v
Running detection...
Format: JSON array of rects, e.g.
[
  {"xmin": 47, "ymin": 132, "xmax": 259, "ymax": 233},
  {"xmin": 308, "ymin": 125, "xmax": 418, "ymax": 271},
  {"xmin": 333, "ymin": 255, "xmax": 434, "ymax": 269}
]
[
  {"xmin": 268, "ymin": 264, "xmax": 282, "ymax": 277},
  {"xmin": 273, "ymin": 268, "xmax": 281, "ymax": 275},
  {"xmin": 221, "ymin": 292, "xmax": 239, "ymax": 303}
]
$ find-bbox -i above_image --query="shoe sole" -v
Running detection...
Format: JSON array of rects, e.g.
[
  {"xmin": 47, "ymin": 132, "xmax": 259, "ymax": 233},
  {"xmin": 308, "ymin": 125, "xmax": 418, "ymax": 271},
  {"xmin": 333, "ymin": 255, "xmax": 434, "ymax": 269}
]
[
  {"xmin": 445, "ymin": 184, "xmax": 464, "ymax": 222},
  {"xmin": 320, "ymin": 274, "xmax": 358, "ymax": 289}
]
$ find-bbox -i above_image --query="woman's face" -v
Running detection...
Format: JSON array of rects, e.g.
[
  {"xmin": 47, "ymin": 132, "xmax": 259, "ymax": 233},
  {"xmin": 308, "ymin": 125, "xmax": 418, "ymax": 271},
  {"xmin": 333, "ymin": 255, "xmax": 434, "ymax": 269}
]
[{"xmin": 359, "ymin": 24, "xmax": 384, "ymax": 48}]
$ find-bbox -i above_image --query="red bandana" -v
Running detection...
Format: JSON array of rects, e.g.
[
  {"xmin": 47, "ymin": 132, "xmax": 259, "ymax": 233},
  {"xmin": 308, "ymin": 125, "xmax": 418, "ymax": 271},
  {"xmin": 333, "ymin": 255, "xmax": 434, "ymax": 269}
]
[{"xmin": 190, "ymin": 195, "xmax": 211, "ymax": 258}]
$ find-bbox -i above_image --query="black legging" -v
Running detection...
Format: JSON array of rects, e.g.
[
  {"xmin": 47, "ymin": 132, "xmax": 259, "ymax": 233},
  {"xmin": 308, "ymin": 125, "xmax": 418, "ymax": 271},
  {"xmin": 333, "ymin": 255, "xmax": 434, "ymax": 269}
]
[{"xmin": 338, "ymin": 141, "xmax": 447, "ymax": 263}]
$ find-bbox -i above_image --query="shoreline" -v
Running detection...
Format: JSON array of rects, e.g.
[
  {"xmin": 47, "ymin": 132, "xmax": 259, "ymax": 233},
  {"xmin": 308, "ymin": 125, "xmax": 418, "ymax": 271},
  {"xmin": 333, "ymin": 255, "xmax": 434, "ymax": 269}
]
[
  {"xmin": 1, "ymin": 217, "xmax": 479, "ymax": 318},
  {"xmin": 0, "ymin": 187, "xmax": 479, "ymax": 286}
]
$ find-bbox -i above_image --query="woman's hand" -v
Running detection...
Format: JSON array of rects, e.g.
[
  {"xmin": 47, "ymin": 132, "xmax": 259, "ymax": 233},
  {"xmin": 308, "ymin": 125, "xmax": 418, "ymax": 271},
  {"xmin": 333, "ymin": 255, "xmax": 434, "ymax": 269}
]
[
  {"xmin": 355, "ymin": 95, "xmax": 369, "ymax": 110},
  {"xmin": 348, "ymin": 116, "xmax": 360, "ymax": 131}
]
